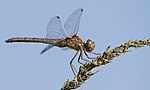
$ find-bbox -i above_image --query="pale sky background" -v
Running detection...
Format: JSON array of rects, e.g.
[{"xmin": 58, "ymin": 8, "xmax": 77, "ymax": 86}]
[{"xmin": 1, "ymin": 0, "xmax": 150, "ymax": 90}]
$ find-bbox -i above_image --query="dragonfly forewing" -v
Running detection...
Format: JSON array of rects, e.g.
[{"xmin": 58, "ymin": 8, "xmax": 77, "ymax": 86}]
[{"xmin": 64, "ymin": 8, "xmax": 83, "ymax": 36}]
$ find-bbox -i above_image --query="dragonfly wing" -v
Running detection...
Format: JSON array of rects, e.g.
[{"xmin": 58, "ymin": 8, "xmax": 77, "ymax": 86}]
[
  {"xmin": 46, "ymin": 16, "xmax": 66, "ymax": 39},
  {"xmin": 64, "ymin": 8, "xmax": 83, "ymax": 36},
  {"xmin": 41, "ymin": 44, "xmax": 54, "ymax": 54},
  {"xmin": 41, "ymin": 16, "xmax": 66, "ymax": 54},
  {"xmin": 61, "ymin": 47, "xmax": 70, "ymax": 51}
]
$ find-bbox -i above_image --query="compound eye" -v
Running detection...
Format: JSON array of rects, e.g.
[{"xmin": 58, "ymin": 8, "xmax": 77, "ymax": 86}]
[{"xmin": 85, "ymin": 39, "xmax": 95, "ymax": 52}]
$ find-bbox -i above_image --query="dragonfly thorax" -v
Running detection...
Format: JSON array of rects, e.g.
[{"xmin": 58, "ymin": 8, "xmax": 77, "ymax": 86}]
[
  {"xmin": 65, "ymin": 35, "xmax": 84, "ymax": 51},
  {"xmin": 84, "ymin": 39, "xmax": 95, "ymax": 52}
]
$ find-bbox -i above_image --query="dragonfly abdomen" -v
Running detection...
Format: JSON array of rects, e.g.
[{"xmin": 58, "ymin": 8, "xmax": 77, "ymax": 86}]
[
  {"xmin": 5, "ymin": 37, "xmax": 45, "ymax": 43},
  {"xmin": 5, "ymin": 37, "xmax": 60, "ymax": 44}
]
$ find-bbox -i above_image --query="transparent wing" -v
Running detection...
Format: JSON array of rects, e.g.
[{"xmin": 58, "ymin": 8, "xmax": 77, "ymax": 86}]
[
  {"xmin": 61, "ymin": 47, "xmax": 70, "ymax": 51},
  {"xmin": 41, "ymin": 16, "xmax": 66, "ymax": 54},
  {"xmin": 46, "ymin": 16, "xmax": 66, "ymax": 39},
  {"xmin": 40, "ymin": 45, "xmax": 53, "ymax": 54},
  {"xmin": 64, "ymin": 8, "xmax": 83, "ymax": 37}
]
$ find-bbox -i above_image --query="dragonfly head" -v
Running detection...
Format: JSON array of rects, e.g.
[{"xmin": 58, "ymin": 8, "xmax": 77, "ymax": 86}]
[{"xmin": 84, "ymin": 39, "xmax": 95, "ymax": 52}]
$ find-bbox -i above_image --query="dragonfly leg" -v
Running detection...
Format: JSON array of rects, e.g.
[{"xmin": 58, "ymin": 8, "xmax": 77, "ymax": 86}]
[
  {"xmin": 77, "ymin": 51, "xmax": 84, "ymax": 65},
  {"xmin": 84, "ymin": 51, "xmax": 95, "ymax": 59},
  {"xmin": 90, "ymin": 52, "xmax": 100, "ymax": 55},
  {"xmin": 70, "ymin": 51, "xmax": 79, "ymax": 76},
  {"xmin": 78, "ymin": 51, "xmax": 92, "ymax": 64}
]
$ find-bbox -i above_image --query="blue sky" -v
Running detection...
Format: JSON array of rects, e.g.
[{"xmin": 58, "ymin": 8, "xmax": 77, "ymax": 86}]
[{"xmin": 1, "ymin": 0, "xmax": 150, "ymax": 90}]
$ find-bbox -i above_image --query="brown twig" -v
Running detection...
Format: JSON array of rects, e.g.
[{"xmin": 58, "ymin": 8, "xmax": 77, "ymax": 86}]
[{"xmin": 61, "ymin": 38, "xmax": 150, "ymax": 90}]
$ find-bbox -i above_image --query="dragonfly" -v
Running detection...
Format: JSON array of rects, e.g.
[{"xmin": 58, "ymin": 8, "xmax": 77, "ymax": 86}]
[{"xmin": 5, "ymin": 8, "xmax": 95, "ymax": 75}]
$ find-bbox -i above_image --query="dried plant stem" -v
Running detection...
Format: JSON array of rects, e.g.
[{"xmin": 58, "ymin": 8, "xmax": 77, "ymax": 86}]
[{"xmin": 61, "ymin": 38, "xmax": 150, "ymax": 90}]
